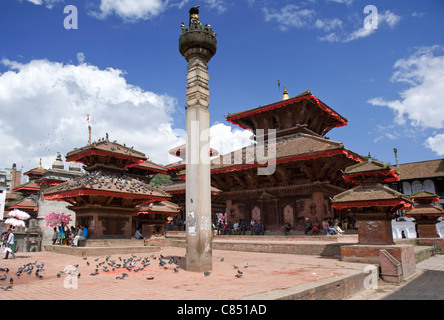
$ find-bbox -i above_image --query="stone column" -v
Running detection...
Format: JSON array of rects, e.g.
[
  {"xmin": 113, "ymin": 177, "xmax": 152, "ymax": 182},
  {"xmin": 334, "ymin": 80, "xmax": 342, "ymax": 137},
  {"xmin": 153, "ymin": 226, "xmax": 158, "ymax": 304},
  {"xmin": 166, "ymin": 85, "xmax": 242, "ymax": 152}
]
[{"xmin": 179, "ymin": 7, "xmax": 217, "ymax": 272}]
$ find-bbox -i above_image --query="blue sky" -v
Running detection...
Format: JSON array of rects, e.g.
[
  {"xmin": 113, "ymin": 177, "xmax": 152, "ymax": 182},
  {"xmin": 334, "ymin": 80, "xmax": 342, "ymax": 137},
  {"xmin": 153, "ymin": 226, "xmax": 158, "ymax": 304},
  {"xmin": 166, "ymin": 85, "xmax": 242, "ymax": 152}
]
[{"xmin": 1, "ymin": 0, "xmax": 443, "ymax": 175}]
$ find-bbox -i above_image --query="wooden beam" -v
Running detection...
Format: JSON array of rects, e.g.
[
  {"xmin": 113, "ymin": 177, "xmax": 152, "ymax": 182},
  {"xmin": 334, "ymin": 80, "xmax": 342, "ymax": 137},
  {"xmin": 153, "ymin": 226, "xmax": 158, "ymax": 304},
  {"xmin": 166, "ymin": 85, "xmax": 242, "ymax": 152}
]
[{"xmin": 231, "ymin": 173, "xmax": 248, "ymax": 189}]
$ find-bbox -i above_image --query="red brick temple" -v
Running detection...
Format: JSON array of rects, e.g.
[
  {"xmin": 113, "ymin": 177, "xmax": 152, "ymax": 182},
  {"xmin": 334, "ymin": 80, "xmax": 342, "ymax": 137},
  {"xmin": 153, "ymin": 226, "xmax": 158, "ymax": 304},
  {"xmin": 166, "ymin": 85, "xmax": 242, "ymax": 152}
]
[
  {"xmin": 405, "ymin": 191, "xmax": 444, "ymax": 238},
  {"xmin": 332, "ymin": 159, "xmax": 416, "ymax": 282},
  {"xmin": 6, "ymin": 160, "xmax": 46, "ymax": 221},
  {"xmin": 43, "ymin": 139, "xmax": 171, "ymax": 239},
  {"xmin": 209, "ymin": 90, "xmax": 365, "ymax": 230},
  {"xmin": 331, "ymin": 159, "xmax": 413, "ymax": 245}
]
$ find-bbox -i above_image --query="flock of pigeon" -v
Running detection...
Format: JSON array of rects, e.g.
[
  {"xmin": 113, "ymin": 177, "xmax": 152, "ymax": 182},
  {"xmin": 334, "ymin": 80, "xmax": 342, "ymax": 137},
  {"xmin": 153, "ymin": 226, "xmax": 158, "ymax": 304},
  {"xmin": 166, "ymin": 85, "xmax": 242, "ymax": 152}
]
[
  {"xmin": 82, "ymin": 253, "xmax": 183, "ymax": 278},
  {"xmin": 0, "ymin": 253, "xmax": 250, "ymax": 291},
  {"xmin": 53, "ymin": 170, "xmax": 159, "ymax": 195},
  {"xmin": 0, "ymin": 261, "xmax": 45, "ymax": 291},
  {"xmin": 203, "ymin": 257, "xmax": 249, "ymax": 278}
]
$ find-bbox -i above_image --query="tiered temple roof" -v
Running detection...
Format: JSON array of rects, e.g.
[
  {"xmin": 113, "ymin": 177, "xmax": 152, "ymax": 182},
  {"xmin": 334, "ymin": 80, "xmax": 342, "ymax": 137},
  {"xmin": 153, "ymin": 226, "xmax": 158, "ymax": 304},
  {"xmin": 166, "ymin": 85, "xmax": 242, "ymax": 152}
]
[
  {"xmin": 405, "ymin": 191, "xmax": 444, "ymax": 218},
  {"xmin": 332, "ymin": 160, "xmax": 412, "ymax": 211},
  {"xmin": 226, "ymin": 90, "xmax": 348, "ymax": 138}
]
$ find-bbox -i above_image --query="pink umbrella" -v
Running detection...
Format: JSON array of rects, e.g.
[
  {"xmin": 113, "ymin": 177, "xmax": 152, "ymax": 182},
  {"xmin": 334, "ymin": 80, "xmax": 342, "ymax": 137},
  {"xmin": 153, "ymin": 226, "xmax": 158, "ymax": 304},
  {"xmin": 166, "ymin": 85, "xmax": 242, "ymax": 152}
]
[
  {"xmin": 8, "ymin": 209, "xmax": 31, "ymax": 220},
  {"xmin": 4, "ymin": 218, "xmax": 26, "ymax": 228}
]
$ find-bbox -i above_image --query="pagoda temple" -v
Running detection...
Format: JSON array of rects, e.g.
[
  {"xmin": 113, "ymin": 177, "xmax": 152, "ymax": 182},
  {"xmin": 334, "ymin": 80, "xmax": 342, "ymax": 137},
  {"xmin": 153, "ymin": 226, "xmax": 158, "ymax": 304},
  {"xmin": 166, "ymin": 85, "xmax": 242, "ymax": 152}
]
[
  {"xmin": 6, "ymin": 159, "xmax": 46, "ymax": 222},
  {"xmin": 331, "ymin": 159, "xmax": 417, "ymax": 282},
  {"xmin": 405, "ymin": 191, "xmax": 444, "ymax": 238},
  {"xmin": 331, "ymin": 159, "xmax": 413, "ymax": 245},
  {"xmin": 43, "ymin": 138, "xmax": 171, "ymax": 239},
  {"xmin": 208, "ymin": 90, "xmax": 365, "ymax": 230}
]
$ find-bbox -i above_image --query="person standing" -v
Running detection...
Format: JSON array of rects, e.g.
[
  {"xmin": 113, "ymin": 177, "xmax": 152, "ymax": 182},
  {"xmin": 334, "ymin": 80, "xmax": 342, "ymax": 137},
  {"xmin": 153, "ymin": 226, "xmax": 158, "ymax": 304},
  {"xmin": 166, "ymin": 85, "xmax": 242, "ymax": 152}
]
[
  {"xmin": 3, "ymin": 229, "xmax": 16, "ymax": 259},
  {"xmin": 52, "ymin": 227, "xmax": 59, "ymax": 245},
  {"xmin": 58, "ymin": 222, "xmax": 66, "ymax": 245}
]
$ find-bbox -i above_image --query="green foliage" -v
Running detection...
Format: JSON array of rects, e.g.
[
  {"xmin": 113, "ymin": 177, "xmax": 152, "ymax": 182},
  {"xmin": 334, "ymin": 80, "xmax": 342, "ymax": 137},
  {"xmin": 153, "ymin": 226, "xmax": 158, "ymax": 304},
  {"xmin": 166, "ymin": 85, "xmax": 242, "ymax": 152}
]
[{"xmin": 149, "ymin": 174, "xmax": 172, "ymax": 188}]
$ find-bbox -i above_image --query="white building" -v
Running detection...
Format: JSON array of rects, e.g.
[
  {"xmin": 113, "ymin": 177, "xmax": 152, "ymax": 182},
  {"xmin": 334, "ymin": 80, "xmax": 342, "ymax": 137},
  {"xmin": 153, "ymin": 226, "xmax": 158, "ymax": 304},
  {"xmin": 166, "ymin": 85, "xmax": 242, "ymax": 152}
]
[{"xmin": 390, "ymin": 159, "xmax": 444, "ymax": 239}]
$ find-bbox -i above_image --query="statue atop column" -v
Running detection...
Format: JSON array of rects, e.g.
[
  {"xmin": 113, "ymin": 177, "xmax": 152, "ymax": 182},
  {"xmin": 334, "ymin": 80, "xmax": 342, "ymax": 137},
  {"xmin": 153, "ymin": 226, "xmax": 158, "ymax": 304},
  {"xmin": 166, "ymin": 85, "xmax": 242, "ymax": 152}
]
[{"xmin": 189, "ymin": 5, "xmax": 200, "ymax": 26}]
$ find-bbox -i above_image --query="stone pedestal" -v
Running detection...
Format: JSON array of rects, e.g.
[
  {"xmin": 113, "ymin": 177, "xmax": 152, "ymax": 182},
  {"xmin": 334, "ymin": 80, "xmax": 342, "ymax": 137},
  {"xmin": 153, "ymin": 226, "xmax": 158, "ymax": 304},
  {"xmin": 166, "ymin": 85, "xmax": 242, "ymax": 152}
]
[
  {"xmin": 357, "ymin": 218, "xmax": 394, "ymax": 245},
  {"xmin": 416, "ymin": 219, "xmax": 440, "ymax": 238},
  {"xmin": 341, "ymin": 244, "xmax": 416, "ymax": 283}
]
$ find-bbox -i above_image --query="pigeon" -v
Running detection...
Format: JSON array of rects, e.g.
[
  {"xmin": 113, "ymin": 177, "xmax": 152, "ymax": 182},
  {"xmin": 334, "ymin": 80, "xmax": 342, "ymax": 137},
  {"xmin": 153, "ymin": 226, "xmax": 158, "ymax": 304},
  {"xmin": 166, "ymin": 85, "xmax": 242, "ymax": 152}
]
[
  {"xmin": 243, "ymin": 263, "xmax": 249, "ymax": 268},
  {"xmin": 174, "ymin": 268, "xmax": 179, "ymax": 273},
  {"xmin": 237, "ymin": 270, "xmax": 243, "ymax": 275},
  {"xmin": 116, "ymin": 274, "xmax": 126, "ymax": 280},
  {"xmin": 57, "ymin": 273, "xmax": 61, "ymax": 278},
  {"xmin": 9, "ymin": 278, "xmax": 13, "ymax": 285},
  {"xmin": 0, "ymin": 286, "xmax": 12, "ymax": 291},
  {"xmin": 220, "ymin": 257, "xmax": 224, "ymax": 261},
  {"xmin": 233, "ymin": 265, "xmax": 238, "ymax": 269},
  {"xmin": 90, "ymin": 271, "xmax": 99, "ymax": 276},
  {"xmin": 204, "ymin": 271, "xmax": 211, "ymax": 276}
]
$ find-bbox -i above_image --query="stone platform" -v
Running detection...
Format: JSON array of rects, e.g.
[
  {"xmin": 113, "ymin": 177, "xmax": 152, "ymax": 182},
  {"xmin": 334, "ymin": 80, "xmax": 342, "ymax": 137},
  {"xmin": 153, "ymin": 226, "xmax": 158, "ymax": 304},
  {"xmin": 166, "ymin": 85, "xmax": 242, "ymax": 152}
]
[
  {"xmin": 44, "ymin": 239, "xmax": 160, "ymax": 256},
  {"xmin": 156, "ymin": 233, "xmax": 359, "ymax": 257}
]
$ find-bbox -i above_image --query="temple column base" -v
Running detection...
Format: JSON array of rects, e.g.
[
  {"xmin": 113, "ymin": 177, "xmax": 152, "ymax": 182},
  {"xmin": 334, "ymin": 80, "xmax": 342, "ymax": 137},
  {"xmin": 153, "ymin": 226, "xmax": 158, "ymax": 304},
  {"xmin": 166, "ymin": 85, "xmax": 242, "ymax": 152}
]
[
  {"xmin": 341, "ymin": 244, "xmax": 416, "ymax": 283},
  {"xmin": 416, "ymin": 219, "xmax": 440, "ymax": 238}
]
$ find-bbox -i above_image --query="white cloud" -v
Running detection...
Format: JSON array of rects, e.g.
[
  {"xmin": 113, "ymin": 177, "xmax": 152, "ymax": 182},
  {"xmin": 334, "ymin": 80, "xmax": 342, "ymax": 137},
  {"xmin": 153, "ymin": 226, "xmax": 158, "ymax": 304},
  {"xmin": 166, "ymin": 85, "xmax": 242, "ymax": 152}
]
[
  {"xmin": 0, "ymin": 58, "xmax": 183, "ymax": 171},
  {"xmin": 90, "ymin": 0, "xmax": 227, "ymax": 22},
  {"xmin": 0, "ymin": 57, "xmax": 252, "ymax": 172},
  {"xmin": 315, "ymin": 18, "xmax": 343, "ymax": 32},
  {"xmin": 368, "ymin": 46, "xmax": 444, "ymax": 156},
  {"xmin": 319, "ymin": 9, "xmax": 401, "ymax": 42},
  {"xmin": 326, "ymin": 0, "xmax": 354, "ymax": 5},
  {"xmin": 379, "ymin": 10, "xmax": 401, "ymax": 28},
  {"xmin": 425, "ymin": 134, "xmax": 444, "ymax": 156},
  {"xmin": 263, "ymin": 5, "xmax": 315, "ymax": 31},
  {"xmin": 91, "ymin": 0, "xmax": 167, "ymax": 22},
  {"xmin": 209, "ymin": 122, "xmax": 254, "ymax": 156},
  {"xmin": 26, "ymin": 0, "xmax": 63, "ymax": 9}
]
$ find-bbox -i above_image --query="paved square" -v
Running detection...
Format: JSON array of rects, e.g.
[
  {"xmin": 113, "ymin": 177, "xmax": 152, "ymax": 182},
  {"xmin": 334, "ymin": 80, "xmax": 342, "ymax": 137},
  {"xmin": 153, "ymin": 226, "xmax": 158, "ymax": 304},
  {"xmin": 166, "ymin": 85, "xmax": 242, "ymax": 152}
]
[{"xmin": 0, "ymin": 246, "xmax": 369, "ymax": 300}]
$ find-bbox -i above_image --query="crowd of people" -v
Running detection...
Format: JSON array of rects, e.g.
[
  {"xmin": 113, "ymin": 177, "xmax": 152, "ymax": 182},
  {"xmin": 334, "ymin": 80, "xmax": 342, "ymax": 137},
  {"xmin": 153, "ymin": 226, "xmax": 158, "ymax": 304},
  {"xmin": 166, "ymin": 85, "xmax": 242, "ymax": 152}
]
[
  {"xmin": 302, "ymin": 217, "xmax": 356, "ymax": 235},
  {"xmin": 52, "ymin": 222, "xmax": 88, "ymax": 246},
  {"xmin": 165, "ymin": 216, "xmax": 356, "ymax": 236},
  {"xmin": 215, "ymin": 219, "xmax": 266, "ymax": 236}
]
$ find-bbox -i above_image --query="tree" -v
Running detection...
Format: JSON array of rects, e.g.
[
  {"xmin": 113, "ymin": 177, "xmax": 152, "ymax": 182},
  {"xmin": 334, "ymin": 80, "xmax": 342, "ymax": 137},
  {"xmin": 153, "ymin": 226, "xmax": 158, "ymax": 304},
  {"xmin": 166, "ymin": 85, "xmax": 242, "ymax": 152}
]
[{"xmin": 149, "ymin": 174, "xmax": 172, "ymax": 188}]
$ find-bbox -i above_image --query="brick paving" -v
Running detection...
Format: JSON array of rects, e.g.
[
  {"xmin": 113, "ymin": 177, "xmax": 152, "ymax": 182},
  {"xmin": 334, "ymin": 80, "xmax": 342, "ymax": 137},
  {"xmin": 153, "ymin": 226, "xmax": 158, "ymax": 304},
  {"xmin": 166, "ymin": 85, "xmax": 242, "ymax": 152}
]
[{"xmin": 0, "ymin": 246, "xmax": 369, "ymax": 300}]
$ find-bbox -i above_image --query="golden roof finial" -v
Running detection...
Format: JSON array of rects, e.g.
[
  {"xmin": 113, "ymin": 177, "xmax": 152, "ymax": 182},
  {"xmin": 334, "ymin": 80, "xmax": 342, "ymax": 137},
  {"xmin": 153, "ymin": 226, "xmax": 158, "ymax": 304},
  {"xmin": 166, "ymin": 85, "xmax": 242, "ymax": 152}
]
[
  {"xmin": 282, "ymin": 87, "xmax": 289, "ymax": 100},
  {"xmin": 38, "ymin": 158, "xmax": 43, "ymax": 169}
]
